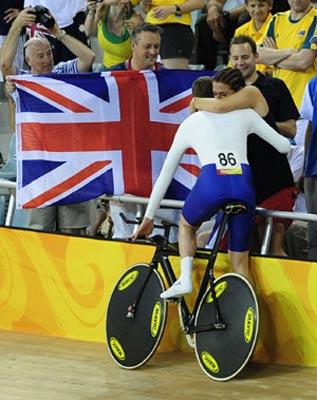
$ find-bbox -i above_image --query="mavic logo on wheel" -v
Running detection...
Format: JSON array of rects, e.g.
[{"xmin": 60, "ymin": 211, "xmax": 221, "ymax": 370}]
[
  {"xmin": 110, "ymin": 337, "xmax": 125, "ymax": 361},
  {"xmin": 206, "ymin": 282, "xmax": 227, "ymax": 303},
  {"xmin": 201, "ymin": 351, "xmax": 219, "ymax": 373},
  {"xmin": 118, "ymin": 271, "xmax": 139, "ymax": 291},
  {"xmin": 244, "ymin": 307, "xmax": 254, "ymax": 343},
  {"xmin": 151, "ymin": 302, "xmax": 162, "ymax": 337}
]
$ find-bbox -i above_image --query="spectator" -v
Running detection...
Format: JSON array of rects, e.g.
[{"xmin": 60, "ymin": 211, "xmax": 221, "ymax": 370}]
[
  {"xmin": 230, "ymin": 35, "xmax": 299, "ymax": 139},
  {"xmin": 23, "ymin": 0, "xmax": 89, "ymax": 64},
  {"xmin": 192, "ymin": 0, "xmax": 246, "ymax": 70},
  {"xmin": 299, "ymin": 77, "xmax": 317, "ymax": 260},
  {"xmin": 0, "ymin": 1, "xmax": 24, "ymax": 71},
  {"xmin": 217, "ymin": 35, "xmax": 303, "ymax": 257},
  {"xmin": 135, "ymin": 0, "xmax": 205, "ymax": 69},
  {"xmin": 107, "ymin": 22, "xmax": 163, "ymax": 69},
  {"xmin": 257, "ymin": 0, "xmax": 317, "ymax": 109},
  {"xmin": 1, "ymin": 7, "xmax": 96, "ymax": 235},
  {"xmin": 233, "ymin": 0, "xmax": 273, "ymax": 73},
  {"xmin": 106, "ymin": 23, "xmax": 180, "ymax": 240},
  {"xmin": 84, "ymin": 0, "xmax": 143, "ymax": 69}
]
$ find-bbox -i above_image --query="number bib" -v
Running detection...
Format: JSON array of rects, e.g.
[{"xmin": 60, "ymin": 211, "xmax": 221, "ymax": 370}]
[{"xmin": 216, "ymin": 152, "xmax": 242, "ymax": 175}]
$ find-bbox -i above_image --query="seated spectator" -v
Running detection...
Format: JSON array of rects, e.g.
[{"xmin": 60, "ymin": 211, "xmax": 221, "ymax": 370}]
[
  {"xmin": 1, "ymin": 7, "xmax": 96, "ymax": 235},
  {"xmin": 192, "ymin": 0, "xmax": 246, "ymax": 70},
  {"xmin": 135, "ymin": 0, "xmax": 205, "ymax": 69},
  {"xmin": 257, "ymin": 0, "xmax": 317, "ymax": 110},
  {"xmin": 23, "ymin": 0, "xmax": 89, "ymax": 64},
  {"xmin": 84, "ymin": 0, "xmax": 143, "ymax": 69},
  {"xmin": 233, "ymin": 0, "xmax": 272, "ymax": 73}
]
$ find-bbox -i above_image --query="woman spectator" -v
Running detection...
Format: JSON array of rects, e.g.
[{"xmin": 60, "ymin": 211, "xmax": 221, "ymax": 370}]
[
  {"xmin": 137, "ymin": 0, "xmax": 204, "ymax": 69},
  {"xmin": 84, "ymin": 0, "xmax": 143, "ymax": 69}
]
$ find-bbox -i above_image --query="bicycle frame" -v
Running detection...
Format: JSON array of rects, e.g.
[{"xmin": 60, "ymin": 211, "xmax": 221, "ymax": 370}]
[{"xmin": 126, "ymin": 206, "xmax": 234, "ymax": 335}]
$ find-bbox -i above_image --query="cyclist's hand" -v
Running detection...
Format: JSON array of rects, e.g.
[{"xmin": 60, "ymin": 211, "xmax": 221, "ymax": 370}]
[
  {"xmin": 131, "ymin": 217, "xmax": 154, "ymax": 241},
  {"xmin": 189, "ymin": 98, "xmax": 197, "ymax": 113}
]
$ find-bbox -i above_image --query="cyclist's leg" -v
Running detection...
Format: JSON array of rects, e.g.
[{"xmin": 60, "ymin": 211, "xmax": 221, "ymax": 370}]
[
  {"xmin": 228, "ymin": 250, "xmax": 253, "ymax": 284},
  {"xmin": 160, "ymin": 215, "xmax": 199, "ymax": 299},
  {"xmin": 178, "ymin": 214, "xmax": 198, "ymax": 258},
  {"xmin": 227, "ymin": 201, "xmax": 255, "ymax": 285}
]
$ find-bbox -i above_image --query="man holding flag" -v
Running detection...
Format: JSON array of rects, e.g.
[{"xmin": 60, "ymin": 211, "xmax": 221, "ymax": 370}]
[
  {"xmin": 107, "ymin": 22, "xmax": 181, "ymax": 241},
  {"xmin": 1, "ymin": 6, "xmax": 96, "ymax": 234}
]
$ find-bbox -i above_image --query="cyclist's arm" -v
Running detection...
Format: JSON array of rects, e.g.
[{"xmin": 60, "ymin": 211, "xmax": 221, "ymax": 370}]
[
  {"xmin": 248, "ymin": 111, "xmax": 291, "ymax": 153},
  {"xmin": 193, "ymin": 86, "xmax": 269, "ymax": 117},
  {"xmin": 132, "ymin": 128, "xmax": 186, "ymax": 240},
  {"xmin": 145, "ymin": 130, "xmax": 187, "ymax": 220}
]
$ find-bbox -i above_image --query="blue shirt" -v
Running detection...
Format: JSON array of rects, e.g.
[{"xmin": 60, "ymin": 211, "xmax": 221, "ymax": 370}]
[
  {"xmin": 300, "ymin": 76, "xmax": 317, "ymax": 177},
  {"xmin": 18, "ymin": 59, "xmax": 79, "ymax": 75}
]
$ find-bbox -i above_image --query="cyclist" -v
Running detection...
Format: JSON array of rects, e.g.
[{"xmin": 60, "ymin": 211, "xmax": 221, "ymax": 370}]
[{"xmin": 132, "ymin": 68, "xmax": 290, "ymax": 299}]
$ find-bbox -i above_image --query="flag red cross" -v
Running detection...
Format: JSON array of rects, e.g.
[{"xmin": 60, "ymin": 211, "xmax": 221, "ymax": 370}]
[{"xmin": 20, "ymin": 71, "xmax": 195, "ymax": 204}]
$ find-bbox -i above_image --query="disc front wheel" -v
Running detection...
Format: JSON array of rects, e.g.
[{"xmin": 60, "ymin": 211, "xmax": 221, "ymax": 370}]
[{"xmin": 106, "ymin": 263, "xmax": 167, "ymax": 369}]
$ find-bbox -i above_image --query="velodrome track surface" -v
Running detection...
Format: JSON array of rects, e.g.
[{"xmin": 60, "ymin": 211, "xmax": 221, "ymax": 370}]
[{"xmin": 1, "ymin": 329, "xmax": 317, "ymax": 400}]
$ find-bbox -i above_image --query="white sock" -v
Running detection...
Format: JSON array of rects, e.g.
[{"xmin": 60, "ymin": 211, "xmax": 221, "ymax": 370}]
[
  {"xmin": 160, "ymin": 256, "xmax": 194, "ymax": 299},
  {"xmin": 179, "ymin": 256, "xmax": 193, "ymax": 288}
]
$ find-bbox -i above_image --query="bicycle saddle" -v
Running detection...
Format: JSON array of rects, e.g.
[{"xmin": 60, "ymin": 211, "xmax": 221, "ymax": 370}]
[{"xmin": 223, "ymin": 203, "xmax": 247, "ymax": 215}]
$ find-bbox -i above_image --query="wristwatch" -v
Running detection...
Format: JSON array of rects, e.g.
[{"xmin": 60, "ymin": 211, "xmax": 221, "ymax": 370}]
[
  {"xmin": 56, "ymin": 29, "xmax": 66, "ymax": 41},
  {"xmin": 174, "ymin": 5, "xmax": 182, "ymax": 18}
]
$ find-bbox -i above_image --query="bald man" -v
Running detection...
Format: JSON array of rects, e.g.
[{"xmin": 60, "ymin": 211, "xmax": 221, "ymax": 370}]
[
  {"xmin": 1, "ymin": 7, "xmax": 95, "ymax": 77},
  {"xmin": 0, "ymin": 7, "xmax": 96, "ymax": 236}
]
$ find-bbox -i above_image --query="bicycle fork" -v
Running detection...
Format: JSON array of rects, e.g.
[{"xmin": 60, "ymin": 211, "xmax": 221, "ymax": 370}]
[{"xmin": 126, "ymin": 253, "xmax": 161, "ymax": 319}]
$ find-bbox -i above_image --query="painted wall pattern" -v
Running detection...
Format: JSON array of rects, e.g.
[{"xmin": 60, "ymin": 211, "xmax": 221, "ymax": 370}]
[{"xmin": 0, "ymin": 228, "xmax": 316, "ymax": 366}]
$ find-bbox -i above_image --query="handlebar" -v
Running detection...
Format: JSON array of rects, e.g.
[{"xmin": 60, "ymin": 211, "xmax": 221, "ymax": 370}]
[{"xmin": 119, "ymin": 212, "xmax": 178, "ymax": 244}]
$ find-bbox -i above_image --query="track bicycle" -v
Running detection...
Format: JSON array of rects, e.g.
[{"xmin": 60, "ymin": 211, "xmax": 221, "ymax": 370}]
[{"xmin": 106, "ymin": 202, "xmax": 259, "ymax": 381}]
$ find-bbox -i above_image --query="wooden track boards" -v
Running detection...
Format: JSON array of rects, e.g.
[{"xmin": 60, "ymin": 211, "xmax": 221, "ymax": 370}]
[{"xmin": 1, "ymin": 329, "xmax": 317, "ymax": 400}]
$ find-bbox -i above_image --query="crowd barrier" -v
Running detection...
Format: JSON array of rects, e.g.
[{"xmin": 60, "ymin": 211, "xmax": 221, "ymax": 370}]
[{"xmin": 1, "ymin": 178, "xmax": 317, "ymax": 256}]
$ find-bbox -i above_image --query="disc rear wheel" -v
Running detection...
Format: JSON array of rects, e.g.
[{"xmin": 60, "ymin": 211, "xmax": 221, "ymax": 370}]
[{"xmin": 194, "ymin": 273, "xmax": 259, "ymax": 381}]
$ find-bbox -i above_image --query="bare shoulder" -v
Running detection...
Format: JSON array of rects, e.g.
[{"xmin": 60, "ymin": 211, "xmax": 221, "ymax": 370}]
[{"xmin": 241, "ymin": 86, "xmax": 261, "ymax": 95}]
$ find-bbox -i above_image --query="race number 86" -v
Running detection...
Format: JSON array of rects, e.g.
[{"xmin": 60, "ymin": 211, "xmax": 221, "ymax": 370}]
[{"xmin": 218, "ymin": 153, "xmax": 237, "ymax": 166}]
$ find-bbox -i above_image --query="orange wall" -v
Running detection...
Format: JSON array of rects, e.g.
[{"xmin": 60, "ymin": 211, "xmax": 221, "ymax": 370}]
[{"xmin": 0, "ymin": 227, "xmax": 316, "ymax": 366}]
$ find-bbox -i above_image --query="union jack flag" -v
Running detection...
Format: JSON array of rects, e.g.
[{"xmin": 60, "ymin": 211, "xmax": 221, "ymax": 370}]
[{"xmin": 13, "ymin": 70, "xmax": 213, "ymax": 209}]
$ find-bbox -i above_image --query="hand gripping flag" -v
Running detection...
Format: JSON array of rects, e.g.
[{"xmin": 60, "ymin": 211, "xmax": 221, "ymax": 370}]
[{"xmin": 13, "ymin": 69, "xmax": 213, "ymax": 208}]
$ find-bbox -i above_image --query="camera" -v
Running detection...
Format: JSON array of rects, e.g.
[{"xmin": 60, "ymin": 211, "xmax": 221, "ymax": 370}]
[{"xmin": 34, "ymin": 5, "xmax": 55, "ymax": 29}]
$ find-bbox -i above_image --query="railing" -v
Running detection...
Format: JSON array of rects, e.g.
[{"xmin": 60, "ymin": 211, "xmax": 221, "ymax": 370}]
[
  {"xmin": 1, "ymin": 178, "xmax": 317, "ymax": 256},
  {"xmin": 104, "ymin": 194, "xmax": 317, "ymax": 256}
]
